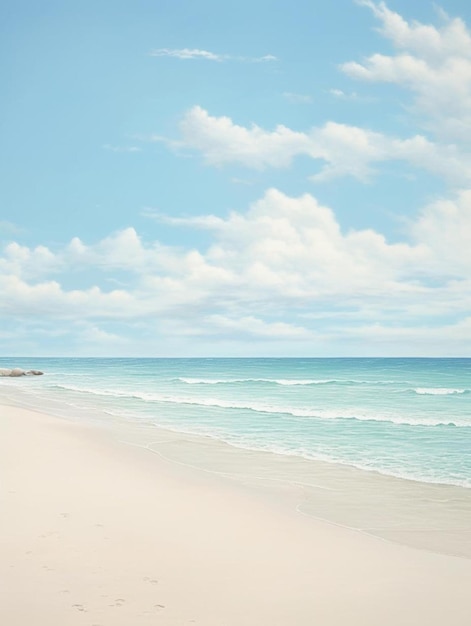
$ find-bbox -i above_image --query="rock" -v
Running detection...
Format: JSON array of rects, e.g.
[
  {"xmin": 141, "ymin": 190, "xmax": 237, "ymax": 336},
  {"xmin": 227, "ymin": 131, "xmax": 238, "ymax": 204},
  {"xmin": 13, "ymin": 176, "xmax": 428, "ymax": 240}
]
[
  {"xmin": 0, "ymin": 368, "xmax": 44, "ymax": 377},
  {"xmin": 9, "ymin": 368, "xmax": 26, "ymax": 377}
]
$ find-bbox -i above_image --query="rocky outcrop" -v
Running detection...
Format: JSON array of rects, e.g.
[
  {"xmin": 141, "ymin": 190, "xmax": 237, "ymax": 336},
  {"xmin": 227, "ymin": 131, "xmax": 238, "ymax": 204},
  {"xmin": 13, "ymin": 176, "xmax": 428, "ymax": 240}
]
[{"xmin": 0, "ymin": 368, "xmax": 44, "ymax": 377}]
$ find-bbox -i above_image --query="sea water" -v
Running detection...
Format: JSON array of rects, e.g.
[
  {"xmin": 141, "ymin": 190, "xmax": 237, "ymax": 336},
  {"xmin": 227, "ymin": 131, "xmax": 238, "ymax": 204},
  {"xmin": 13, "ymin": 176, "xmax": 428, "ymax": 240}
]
[{"xmin": 1, "ymin": 357, "xmax": 470, "ymax": 489}]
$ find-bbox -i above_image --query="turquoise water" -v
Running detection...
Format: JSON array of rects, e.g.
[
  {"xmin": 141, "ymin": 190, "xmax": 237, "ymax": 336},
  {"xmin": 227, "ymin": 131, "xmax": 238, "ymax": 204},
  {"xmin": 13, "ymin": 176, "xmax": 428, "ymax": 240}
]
[{"xmin": 1, "ymin": 358, "xmax": 470, "ymax": 488}]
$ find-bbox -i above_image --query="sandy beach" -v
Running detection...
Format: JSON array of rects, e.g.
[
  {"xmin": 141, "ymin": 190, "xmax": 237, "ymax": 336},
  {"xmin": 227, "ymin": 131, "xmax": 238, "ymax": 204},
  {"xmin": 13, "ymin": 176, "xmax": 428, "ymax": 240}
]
[{"xmin": 1, "ymin": 402, "xmax": 471, "ymax": 626}]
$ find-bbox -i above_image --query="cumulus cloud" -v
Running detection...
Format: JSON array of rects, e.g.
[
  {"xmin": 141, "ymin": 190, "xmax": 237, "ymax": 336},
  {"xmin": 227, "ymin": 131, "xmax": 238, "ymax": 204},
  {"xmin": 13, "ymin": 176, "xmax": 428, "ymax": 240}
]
[
  {"xmin": 178, "ymin": 106, "xmax": 308, "ymax": 169},
  {"xmin": 4, "ymin": 3, "xmax": 471, "ymax": 354},
  {"xmin": 0, "ymin": 275, "xmax": 141, "ymax": 319},
  {"xmin": 154, "ymin": 6, "xmax": 471, "ymax": 185},
  {"xmin": 2, "ymin": 188, "xmax": 470, "ymax": 350},
  {"xmin": 355, "ymin": 1, "xmax": 471, "ymax": 58},
  {"xmin": 412, "ymin": 189, "xmax": 471, "ymax": 274},
  {"xmin": 175, "ymin": 106, "xmax": 471, "ymax": 184},
  {"xmin": 344, "ymin": 1, "xmax": 471, "ymax": 140},
  {"xmin": 0, "ymin": 242, "xmax": 60, "ymax": 279}
]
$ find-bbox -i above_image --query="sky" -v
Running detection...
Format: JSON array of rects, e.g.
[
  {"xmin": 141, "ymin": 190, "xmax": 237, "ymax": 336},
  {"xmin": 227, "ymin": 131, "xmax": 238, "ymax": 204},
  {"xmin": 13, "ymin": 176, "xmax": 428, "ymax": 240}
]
[{"xmin": 1, "ymin": 0, "xmax": 471, "ymax": 357}]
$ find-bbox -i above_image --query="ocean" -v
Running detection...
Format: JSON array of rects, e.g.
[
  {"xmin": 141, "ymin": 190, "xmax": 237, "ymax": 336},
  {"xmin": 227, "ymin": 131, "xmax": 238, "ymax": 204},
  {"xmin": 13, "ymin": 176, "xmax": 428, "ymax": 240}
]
[{"xmin": 1, "ymin": 357, "xmax": 470, "ymax": 489}]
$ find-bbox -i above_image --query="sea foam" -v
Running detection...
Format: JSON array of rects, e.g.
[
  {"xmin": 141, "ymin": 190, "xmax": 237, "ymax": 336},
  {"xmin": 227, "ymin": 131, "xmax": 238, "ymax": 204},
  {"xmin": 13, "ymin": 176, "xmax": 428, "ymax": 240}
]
[
  {"xmin": 52, "ymin": 383, "xmax": 471, "ymax": 427},
  {"xmin": 413, "ymin": 387, "xmax": 467, "ymax": 395}
]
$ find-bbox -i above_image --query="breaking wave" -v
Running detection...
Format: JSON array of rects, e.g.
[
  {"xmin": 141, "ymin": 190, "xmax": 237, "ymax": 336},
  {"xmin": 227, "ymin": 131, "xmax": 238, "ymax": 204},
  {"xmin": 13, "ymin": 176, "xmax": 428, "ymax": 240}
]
[
  {"xmin": 176, "ymin": 377, "xmax": 403, "ymax": 386},
  {"xmin": 51, "ymin": 383, "xmax": 470, "ymax": 428},
  {"xmin": 413, "ymin": 387, "xmax": 468, "ymax": 395}
]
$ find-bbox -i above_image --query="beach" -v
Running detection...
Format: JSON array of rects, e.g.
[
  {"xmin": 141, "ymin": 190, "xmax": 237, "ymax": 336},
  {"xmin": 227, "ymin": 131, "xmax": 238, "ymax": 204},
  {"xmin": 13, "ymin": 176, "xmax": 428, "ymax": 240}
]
[
  {"xmin": 4, "ymin": 0, "xmax": 471, "ymax": 621},
  {"xmin": 1, "ymin": 401, "xmax": 471, "ymax": 626}
]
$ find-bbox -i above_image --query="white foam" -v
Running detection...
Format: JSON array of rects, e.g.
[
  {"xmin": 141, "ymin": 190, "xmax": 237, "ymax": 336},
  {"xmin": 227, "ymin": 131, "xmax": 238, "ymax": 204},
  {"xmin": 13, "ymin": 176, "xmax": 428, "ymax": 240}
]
[
  {"xmin": 142, "ymin": 422, "xmax": 471, "ymax": 489},
  {"xmin": 177, "ymin": 377, "xmax": 401, "ymax": 386},
  {"xmin": 177, "ymin": 377, "xmax": 337, "ymax": 385},
  {"xmin": 178, "ymin": 377, "xmax": 248, "ymax": 384},
  {"xmin": 273, "ymin": 379, "xmax": 336, "ymax": 385},
  {"xmin": 51, "ymin": 383, "xmax": 471, "ymax": 427},
  {"xmin": 413, "ymin": 387, "xmax": 467, "ymax": 395}
]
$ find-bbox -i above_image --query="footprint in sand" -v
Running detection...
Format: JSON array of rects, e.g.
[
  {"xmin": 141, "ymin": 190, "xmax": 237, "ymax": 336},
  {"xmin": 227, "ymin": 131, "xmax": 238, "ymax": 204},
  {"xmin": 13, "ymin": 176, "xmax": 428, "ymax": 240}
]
[
  {"xmin": 72, "ymin": 604, "xmax": 86, "ymax": 612},
  {"xmin": 109, "ymin": 599, "xmax": 125, "ymax": 607}
]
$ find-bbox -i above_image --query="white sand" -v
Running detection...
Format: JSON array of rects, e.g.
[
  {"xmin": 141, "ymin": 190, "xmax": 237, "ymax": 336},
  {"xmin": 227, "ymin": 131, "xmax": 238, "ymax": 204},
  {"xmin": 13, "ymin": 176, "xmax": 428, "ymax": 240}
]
[{"xmin": 1, "ymin": 403, "xmax": 470, "ymax": 626}]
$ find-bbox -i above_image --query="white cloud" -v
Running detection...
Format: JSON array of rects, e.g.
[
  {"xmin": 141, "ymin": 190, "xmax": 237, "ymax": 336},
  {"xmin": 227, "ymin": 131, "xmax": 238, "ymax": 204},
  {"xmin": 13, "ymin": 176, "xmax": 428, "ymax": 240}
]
[
  {"xmin": 0, "ymin": 275, "xmax": 141, "ymax": 319},
  {"xmin": 412, "ymin": 189, "xmax": 471, "ymax": 274},
  {"xmin": 257, "ymin": 54, "xmax": 277, "ymax": 62},
  {"xmin": 0, "ymin": 242, "xmax": 60, "ymax": 279},
  {"xmin": 178, "ymin": 106, "xmax": 308, "ymax": 169},
  {"xmin": 176, "ymin": 106, "xmax": 471, "ymax": 184},
  {"xmin": 150, "ymin": 48, "xmax": 223, "ymax": 61},
  {"xmin": 1, "ymin": 187, "xmax": 471, "ymax": 352},
  {"xmin": 329, "ymin": 88, "xmax": 357, "ymax": 100},
  {"xmin": 344, "ymin": 2, "xmax": 471, "ymax": 141},
  {"xmin": 327, "ymin": 89, "xmax": 375, "ymax": 103},
  {"xmin": 5, "ymin": 4, "xmax": 471, "ymax": 355},
  {"xmin": 149, "ymin": 48, "xmax": 277, "ymax": 63},
  {"xmin": 356, "ymin": 1, "xmax": 471, "ymax": 59},
  {"xmin": 149, "ymin": 8, "xmax": 471, "ymax": 186}
]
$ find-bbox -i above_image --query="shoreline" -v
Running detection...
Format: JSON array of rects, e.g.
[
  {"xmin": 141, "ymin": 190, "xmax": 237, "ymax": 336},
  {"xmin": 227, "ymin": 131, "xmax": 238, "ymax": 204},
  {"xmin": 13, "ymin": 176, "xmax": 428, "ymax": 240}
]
[
  {"xmin": 0, "ymin": 359, "xmax": 469, "ymax": 489},
  {"xmin": 1, "ymin": 385, "xmax": 471, "ymax": 560},
  {"xmin": 1, "ymin": 401, "xmax": 471, "ymax": 624}
]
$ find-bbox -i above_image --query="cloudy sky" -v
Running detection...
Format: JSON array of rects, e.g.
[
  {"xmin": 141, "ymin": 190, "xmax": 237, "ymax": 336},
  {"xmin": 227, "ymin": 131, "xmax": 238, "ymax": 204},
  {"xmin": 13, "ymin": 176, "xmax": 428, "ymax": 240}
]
[{"xmin": 2, "ymin": 0, "xmax": 471, "ymax": 356}]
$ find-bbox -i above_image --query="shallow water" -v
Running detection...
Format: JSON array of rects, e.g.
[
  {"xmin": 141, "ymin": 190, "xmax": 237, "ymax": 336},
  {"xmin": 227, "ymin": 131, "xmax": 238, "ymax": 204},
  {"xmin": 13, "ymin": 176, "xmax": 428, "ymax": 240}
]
[
  {"xmin": 1, "ymin": 357, "xmax": 470, "ymax": 487},
  {"xmin": 2, "ymin": 357, "xmax": 471, "ymax": 558}
]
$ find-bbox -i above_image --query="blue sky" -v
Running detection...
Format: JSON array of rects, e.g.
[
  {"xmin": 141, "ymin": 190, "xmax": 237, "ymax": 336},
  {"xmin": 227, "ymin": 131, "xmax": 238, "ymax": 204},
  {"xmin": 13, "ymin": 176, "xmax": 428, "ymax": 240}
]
[{"xmin": 1, "ymin": 0, "xmax": 471, "ymax": 356}]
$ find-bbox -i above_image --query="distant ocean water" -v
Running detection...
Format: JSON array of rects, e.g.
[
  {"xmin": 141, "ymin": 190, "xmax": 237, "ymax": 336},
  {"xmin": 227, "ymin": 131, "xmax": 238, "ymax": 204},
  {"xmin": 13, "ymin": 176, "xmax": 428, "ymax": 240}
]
[{"xmin": 1, "ymin": 358, "xmax": 470, "ymax": 488}]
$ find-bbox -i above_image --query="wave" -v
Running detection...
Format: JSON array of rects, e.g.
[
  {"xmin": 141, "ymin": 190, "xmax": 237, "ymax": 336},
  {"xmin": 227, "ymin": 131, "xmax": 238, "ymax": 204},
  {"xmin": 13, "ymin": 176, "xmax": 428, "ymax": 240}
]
[
  {"xmin": 177, "ymin": 377, "xmax": 337, "ymax": 385},
  {"xmin": 129, "ymin": 421, "xmax": 471, "ymax": 490},
  {"xmin": 176, "ymin": 377, "xmax": 403, "ymax": 386},
  {"xmin": 210, "ymin": 439, "xmax": 471, "ymax": 490},
  {"xmin": 51, "ymin": 383, "xmax": 471, "ymax": 428},
  {"xmin": 413, "ymin": 387, "xmax": 468, "ymax": 395}
]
